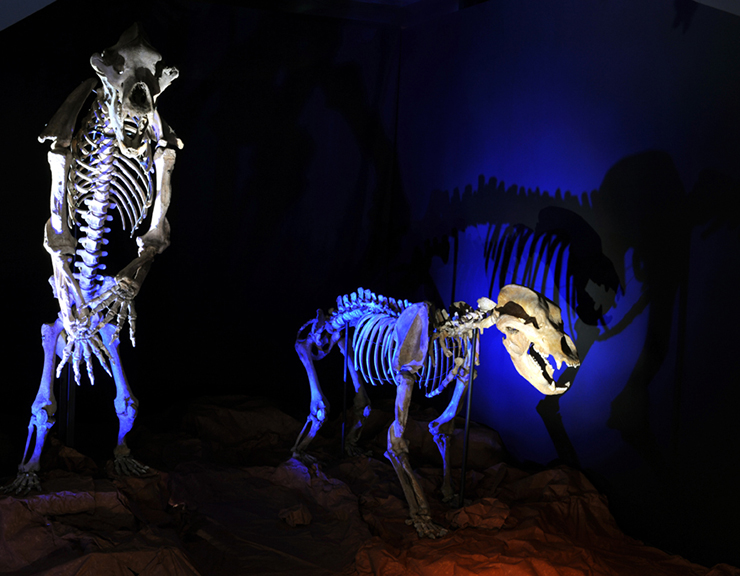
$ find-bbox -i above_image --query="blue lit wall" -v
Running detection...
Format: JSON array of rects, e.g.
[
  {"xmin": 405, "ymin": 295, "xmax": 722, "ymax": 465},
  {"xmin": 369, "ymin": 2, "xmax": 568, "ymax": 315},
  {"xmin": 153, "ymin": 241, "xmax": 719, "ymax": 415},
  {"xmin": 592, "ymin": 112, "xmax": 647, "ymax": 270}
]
[{"xmin": 397, "ymin": 0, "xmax": 740, "ymax": 562}]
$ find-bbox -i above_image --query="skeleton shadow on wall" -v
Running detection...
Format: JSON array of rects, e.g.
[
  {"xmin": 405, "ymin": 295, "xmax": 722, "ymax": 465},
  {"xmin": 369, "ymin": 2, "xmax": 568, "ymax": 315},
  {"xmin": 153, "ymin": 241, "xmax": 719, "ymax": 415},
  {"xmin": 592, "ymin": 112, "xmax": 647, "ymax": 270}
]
[{"xmin": 410, "ymin": 150, "xmax": 738, "ymax": 484}]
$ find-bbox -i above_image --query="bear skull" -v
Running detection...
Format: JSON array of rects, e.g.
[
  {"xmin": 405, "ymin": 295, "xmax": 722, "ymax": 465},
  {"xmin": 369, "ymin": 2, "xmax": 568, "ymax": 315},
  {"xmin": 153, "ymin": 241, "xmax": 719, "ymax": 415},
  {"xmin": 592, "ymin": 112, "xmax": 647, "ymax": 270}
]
[{"xmin": 495, "ymin": 285, "xmax": 580, "ymax": 395}]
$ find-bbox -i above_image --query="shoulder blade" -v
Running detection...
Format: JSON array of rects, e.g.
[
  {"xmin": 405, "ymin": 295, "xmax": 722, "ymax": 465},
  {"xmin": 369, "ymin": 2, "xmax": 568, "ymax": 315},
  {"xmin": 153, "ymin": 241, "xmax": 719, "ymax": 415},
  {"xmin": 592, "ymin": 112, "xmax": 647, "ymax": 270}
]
[{"xmin": 39, "ymin": 78, "xmax": 99, "ymax": 148}]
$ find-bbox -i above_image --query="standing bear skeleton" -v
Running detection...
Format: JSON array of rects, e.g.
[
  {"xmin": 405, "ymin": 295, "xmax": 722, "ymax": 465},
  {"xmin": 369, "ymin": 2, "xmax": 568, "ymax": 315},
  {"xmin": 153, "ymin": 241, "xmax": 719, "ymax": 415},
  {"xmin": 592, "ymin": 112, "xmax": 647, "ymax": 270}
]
[
  {"xmin": 292, "ymin": 284, "xmax": 580, "ymax": 538},
  {"xmin": 3, "ymin": 25, "xmax": 181, "ymax": 494}
]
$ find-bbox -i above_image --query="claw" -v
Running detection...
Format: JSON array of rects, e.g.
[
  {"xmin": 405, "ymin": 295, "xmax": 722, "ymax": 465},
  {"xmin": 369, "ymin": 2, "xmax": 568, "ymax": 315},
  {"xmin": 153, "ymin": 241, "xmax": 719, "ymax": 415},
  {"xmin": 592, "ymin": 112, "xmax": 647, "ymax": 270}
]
[
  {"xmin": 406, "ymin": 513, "xmax": 448, "ymax": 539},
  {"xmin": 128, "ymin": 301, "xmax": 137, "ymax": 346},
  {"xmin": 71, "ymin": 343, "xmax": 83, "ymax": 385},
  {"xmin": 57, "ymin": 338, "xmax": 74, "ymax": 378},
  {"xmin": 109, "ymin": 322, "xmax": 123, "ymax": 346},
  {"xmin": 114, "ymin": 455, "xmax": 149, "ymax": 476},
  {"xmin": 90, "ymin": 333, "xmax": 113, "ymax": 377},
  {"xmin": 56, "ymin": 317, "xmax": 114, "ymax": 384},
  {"xmin": 115, "ymin": 306, "xmax": 126, "ymax": 336},
  {"xmin": 73, "ymin": 359, "xmax": 82, "ymax": 385},
  {"xmin": 1, "ymin": 470, "xmax": 42, "ymax": 495},
  {"xmin": 87, "ymin": 280, "xmax": 138, "ymax": 346},
  {"xmin": 93, "ymin": 298, "xmax": 120, "ymax": 334},
  {"xmin": 83, "ymin": 342, "xmax": 95, "ymax": 385}
]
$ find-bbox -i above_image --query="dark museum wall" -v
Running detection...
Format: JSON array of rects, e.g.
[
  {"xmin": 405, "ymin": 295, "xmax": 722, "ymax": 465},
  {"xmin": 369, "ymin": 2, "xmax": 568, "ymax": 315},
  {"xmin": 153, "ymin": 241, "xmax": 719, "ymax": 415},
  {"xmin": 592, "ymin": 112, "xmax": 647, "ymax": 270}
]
[{"xmin": 0, "ymin": 0, "xmax": 738, "ymax": 569}]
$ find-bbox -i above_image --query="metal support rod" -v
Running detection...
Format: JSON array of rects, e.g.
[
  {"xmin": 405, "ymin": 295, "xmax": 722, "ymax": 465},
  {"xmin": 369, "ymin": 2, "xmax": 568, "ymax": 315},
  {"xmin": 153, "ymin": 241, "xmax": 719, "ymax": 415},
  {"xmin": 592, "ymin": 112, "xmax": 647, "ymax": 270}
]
[
  {"xmin": 341, "ymin": 323, "xmax": 349, "ymax": 456},
  {"xmin": 66, "ymin": 365, "xmax": 76, "ymax": 447},
  {"xmin": 458, "ymin": 328, "xmax": 478, "ymax": 507},
  {"xmin": 65, "ymin": 227, "xmax": 79, "ymax": 448}
]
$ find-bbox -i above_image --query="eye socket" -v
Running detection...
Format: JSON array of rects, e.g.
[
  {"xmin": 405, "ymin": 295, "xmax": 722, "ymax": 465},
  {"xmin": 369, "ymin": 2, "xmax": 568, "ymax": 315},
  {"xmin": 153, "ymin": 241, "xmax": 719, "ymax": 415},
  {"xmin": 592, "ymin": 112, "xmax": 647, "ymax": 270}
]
[
  {"xmin": 506, "ymin": 327, "xmax": 519, "ymax": 334},
  {"xmin": 560, "ymin": 335, "xmax": 573, "ymax": 356},
  {"xmin": 100, "ymin": 50, "xmax": 125, "ymax": 73}
]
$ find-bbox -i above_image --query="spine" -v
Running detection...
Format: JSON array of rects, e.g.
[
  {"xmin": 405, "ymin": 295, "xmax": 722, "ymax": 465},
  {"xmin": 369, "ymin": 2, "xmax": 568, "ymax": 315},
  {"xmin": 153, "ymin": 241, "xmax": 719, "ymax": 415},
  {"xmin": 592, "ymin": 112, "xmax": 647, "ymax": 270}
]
[
  {"xmin": 69, "ymin": 99, "xmax": 115, "ymax": 302},
  {"xmin": 327, "ymin": 287, "xmax": 411, "ymax": 331}
]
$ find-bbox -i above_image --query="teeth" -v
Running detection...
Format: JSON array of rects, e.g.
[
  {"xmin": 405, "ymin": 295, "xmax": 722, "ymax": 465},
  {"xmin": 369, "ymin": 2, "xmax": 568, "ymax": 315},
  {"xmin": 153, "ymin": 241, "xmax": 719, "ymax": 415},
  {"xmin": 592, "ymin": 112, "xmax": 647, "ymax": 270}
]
[{"xmin": 123, "ymin": 116, "xmax": 138, "ymax": 138}]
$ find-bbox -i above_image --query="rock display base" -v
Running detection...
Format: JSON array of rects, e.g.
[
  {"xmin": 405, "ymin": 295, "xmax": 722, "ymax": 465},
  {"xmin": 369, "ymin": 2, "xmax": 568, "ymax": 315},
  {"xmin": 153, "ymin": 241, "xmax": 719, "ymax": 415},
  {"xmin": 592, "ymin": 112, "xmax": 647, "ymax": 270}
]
[{"xmin": 1, "ymin": 396, "xmax": 737, "ymax": 576}]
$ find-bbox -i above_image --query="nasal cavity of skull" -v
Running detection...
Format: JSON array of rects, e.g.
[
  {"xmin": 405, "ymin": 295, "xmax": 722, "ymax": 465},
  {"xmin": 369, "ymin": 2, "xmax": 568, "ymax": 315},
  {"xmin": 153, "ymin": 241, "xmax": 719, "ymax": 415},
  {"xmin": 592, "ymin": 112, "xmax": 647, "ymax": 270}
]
[{"xmin": 129, "ymin": 83, "xmax": 150, "ymax": 111}]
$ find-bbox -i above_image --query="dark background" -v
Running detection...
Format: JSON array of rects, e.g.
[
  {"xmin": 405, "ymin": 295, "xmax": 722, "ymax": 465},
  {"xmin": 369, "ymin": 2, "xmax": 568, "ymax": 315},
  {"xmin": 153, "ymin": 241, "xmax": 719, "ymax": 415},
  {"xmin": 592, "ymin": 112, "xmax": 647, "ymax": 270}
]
[{"xmin": 1, "ymin": 0, "xmax": 738, "ymax": 569}]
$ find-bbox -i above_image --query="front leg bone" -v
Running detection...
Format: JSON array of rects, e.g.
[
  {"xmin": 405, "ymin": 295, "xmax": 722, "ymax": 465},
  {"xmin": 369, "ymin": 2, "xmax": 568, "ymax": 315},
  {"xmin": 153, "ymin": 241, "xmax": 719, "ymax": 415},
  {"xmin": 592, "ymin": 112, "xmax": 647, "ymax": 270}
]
[
  {"xmin": 386, "ymin": 373, "xmax": 448, "ymax": 539},
  {"xmin": 429, "ymin": 369, "xmax": 472, "ymax": 504}
]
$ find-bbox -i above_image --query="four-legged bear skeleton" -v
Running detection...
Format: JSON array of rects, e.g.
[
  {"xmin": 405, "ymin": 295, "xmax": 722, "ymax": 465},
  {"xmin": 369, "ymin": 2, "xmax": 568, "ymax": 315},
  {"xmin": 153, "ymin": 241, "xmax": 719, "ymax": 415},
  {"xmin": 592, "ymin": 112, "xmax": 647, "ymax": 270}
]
[
  {"xmin": 292, "ymin": 284, "xmax": 580, "ymax": 538},
  {"xmin": 3, "ymin": 25, "xmax": 181, "ymax": 494}
]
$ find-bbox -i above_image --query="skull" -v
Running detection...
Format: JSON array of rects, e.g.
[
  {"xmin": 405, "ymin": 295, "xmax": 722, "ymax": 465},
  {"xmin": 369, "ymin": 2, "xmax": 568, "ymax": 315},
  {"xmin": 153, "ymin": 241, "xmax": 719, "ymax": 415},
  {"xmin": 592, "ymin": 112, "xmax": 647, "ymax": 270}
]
[
  {"xmin": 495, "ymin": 285, "xmax": 580, "ymax": 395},
  {"xmin": 90, "ymin": 24, "xmax": 179, "ymax": 158}
]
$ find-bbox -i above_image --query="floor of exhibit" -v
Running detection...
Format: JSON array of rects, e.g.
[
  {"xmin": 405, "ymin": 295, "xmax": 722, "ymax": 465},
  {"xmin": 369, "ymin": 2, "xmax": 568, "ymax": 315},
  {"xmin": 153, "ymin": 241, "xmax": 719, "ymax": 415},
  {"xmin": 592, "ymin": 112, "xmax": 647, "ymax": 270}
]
[{"xmin": 0, "ymin": 396, "xmax": 737, "ymax": 576}]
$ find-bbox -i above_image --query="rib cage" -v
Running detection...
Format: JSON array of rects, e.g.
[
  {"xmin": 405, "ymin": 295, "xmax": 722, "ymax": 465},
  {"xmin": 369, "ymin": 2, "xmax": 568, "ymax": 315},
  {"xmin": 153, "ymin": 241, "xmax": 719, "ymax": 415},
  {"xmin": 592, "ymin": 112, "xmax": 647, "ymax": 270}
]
[
  {"xmin": 352, "ymin": 312, "xmax": 399, "ymax": 386},
  {"xmin": 67, "ymin": 95, "xmax": 155, "ymax": 300},
  {"xmin": 311, "ymin": 288, "xmax": 471, "ymax": 398}
]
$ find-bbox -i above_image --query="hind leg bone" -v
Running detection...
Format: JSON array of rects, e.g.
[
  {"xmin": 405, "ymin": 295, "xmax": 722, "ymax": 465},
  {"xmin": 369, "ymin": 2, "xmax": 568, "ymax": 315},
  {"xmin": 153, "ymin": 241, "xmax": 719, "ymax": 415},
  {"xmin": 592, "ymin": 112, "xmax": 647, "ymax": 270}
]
[
  {"xmin": 100, "ymin": 324, "xmax": 148, "ymax": 476},
  {"xmin": 337, "ymin": 334, "xmax": 371, "ymax": 456},
  {"xmin": 2, "ymin": 319, "xmax": 65, "ymax": 494},
  {"xmin": 291, "ymin": 333, "xmax": 333, "ymax": 459}
]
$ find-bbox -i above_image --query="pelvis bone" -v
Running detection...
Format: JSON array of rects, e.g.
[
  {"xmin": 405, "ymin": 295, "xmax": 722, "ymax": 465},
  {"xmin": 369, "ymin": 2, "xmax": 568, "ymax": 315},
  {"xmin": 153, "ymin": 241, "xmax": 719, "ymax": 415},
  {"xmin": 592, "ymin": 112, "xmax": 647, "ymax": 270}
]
[{"xmin": 495, "ymin": 285, "xmax": 580, "ymax": 395}]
